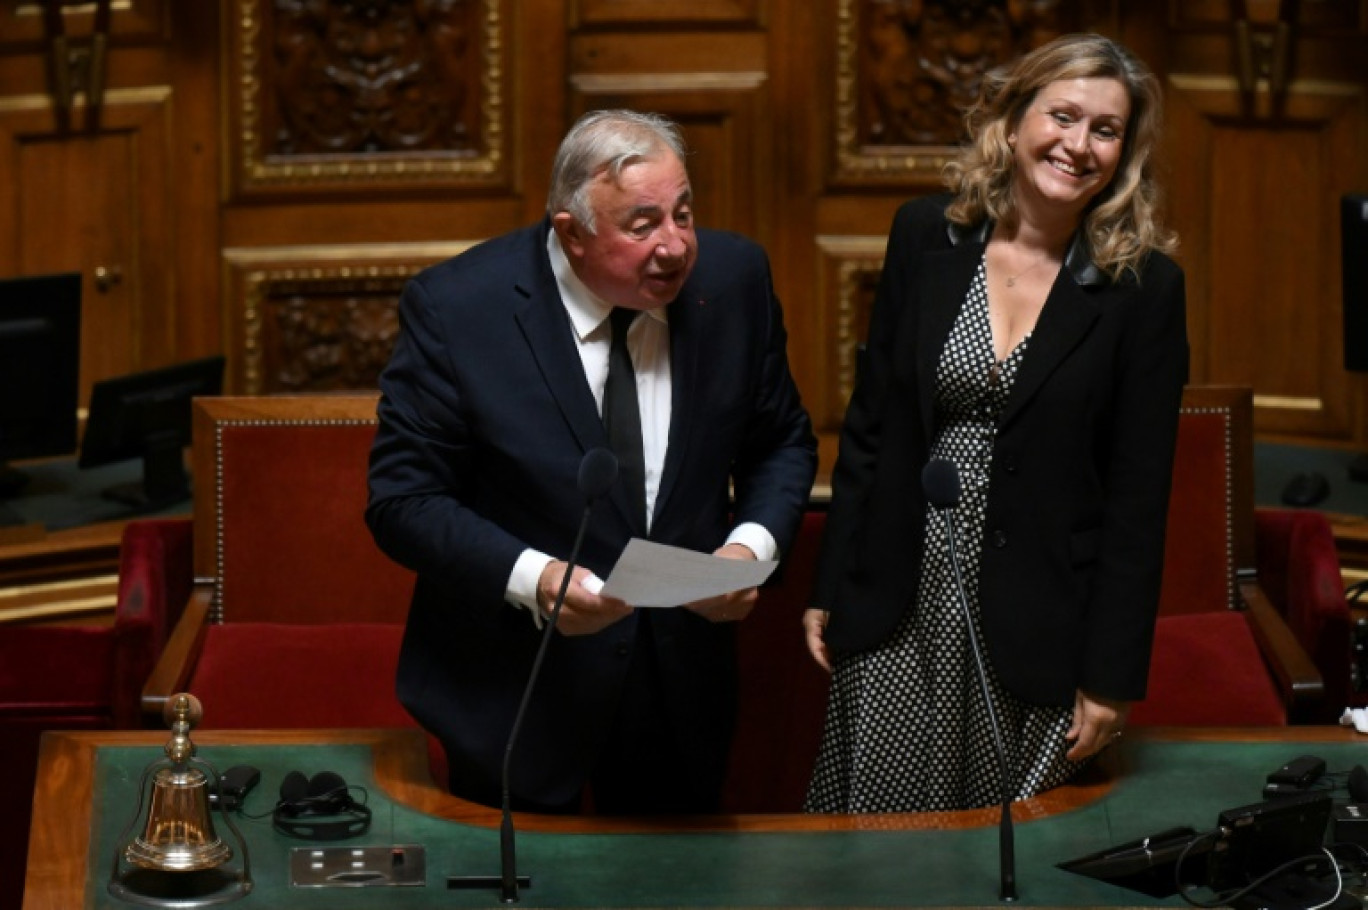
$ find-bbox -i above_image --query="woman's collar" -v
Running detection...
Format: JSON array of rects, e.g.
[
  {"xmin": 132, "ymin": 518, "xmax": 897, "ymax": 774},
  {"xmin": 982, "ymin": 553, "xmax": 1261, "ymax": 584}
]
[{"xmin": 946, "ymin": 219, "xmax": 1106, "ymax": 287}]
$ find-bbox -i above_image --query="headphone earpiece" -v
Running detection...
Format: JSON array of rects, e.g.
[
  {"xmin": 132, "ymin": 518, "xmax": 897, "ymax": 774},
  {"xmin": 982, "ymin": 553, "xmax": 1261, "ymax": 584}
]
[{"xmin": 273, "ymin": 770, "xmax": 371, "ymax": 839}]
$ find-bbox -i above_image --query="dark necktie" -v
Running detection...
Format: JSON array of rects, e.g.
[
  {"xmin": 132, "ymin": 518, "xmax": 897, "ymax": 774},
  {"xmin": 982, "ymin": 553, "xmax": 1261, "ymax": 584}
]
[{"xmin": 603, "ymin": 307, "xmax": 646, "ymax": 530}]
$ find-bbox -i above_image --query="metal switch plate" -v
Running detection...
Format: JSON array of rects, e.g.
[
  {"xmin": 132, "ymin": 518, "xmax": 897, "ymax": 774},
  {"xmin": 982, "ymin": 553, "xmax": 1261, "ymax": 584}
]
[{"xmin": 290, "ymin": 844, "xmax": 426, "ymax": 888}]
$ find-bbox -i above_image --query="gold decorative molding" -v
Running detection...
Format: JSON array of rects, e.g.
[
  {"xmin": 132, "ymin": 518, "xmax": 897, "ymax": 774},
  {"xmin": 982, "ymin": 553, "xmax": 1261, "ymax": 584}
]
[
  {"xmin": 816, "ymin": 235, "xmax": 885, "ymax": 427},
  {"xmin": 230, "ymin": 0, "xmax": 507, "ymax": 194},
  {"xmin": 224, "ymin": 242, "xmax": 474, "ymax": 394},
  {"xmin": 571, "ymin": 72, "xmax": 769, "ymax": 93},
  {"xmin": 832, "ymin": 0, "xmax": 1070, "ymax": 185},
  {"xmin": 1253, "ymin": 394, "xmax": 1325, "ymax": 412}
]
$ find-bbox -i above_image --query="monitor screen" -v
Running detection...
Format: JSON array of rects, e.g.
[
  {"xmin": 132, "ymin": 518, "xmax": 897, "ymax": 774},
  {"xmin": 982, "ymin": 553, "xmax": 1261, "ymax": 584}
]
[
  {"xmin": 78, "ymin": 355, "xmax": 226, "ymax": 509},
  {"xmin": 1343, "ymin": 194, "xmax": 1368, "ymax": 373},
  {"xmin": 0, "ymin": 272, "xmax": 82, "ymax": 502}
]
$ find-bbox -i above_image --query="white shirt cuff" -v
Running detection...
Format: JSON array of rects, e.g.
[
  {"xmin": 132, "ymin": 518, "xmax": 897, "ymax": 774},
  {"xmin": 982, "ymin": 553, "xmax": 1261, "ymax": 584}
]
[
  {"xmin": 507, "ymin": 548, "xmax": 554, "ymax": 628},
  {"xmin": 726, "ymin": 522, "xmax": 777, "ymax": 563}
]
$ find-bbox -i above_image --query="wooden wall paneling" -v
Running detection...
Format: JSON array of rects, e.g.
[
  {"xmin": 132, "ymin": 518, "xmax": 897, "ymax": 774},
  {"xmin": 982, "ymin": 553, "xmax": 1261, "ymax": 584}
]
[
  {"xmin": 0, "ymin": 88, "xmax": 180, "ymax": 405},
  {"xmin": 225, "ymin": 0, "xmax": 512, "ymax": 199},
  {"xmin": 568, "ymin": 32, "xmax": 772, "ymax": 242},
  {"xmin": 167, "ymin": 0, "xmax": 223, "ymax": 361},
  {"xmin": 811, "ymin": 235, "xmax": 883, "ymax": 468},
  {"xmin": 1165, "ymin": 77, "xmax": 1366, "ymax": 444},
  {"xmin": 221, "ymin": 243, "xmax": 472, "ymax": 395},
  {"xmin": 571, "ymin": 0, "xmax": 762, "ymax": 27},
  {"xmin": 0, "ymin": 0, "xmax": 168, "ymax": 47}
]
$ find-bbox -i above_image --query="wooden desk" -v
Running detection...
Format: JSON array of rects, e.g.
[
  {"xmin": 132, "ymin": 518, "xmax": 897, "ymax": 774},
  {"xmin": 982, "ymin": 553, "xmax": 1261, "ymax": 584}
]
[
  {"xmin": 0, "ymin": 456, "xmax": 189, "ymax": 626},
  {"xmin": 23, "ymin": 726, "xmax": 1368, "ymax": 909}
]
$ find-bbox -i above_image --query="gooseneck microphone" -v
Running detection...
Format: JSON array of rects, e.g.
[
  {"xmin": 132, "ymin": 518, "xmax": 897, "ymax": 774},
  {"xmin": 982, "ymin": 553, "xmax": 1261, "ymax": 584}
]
[
  {"xmin": 922, "ymin": 457, "xmax": 1018, "ymax": 902},
  {"xmin": 448, "ymin": 448, "xmax": 619, "ymax": 903}
]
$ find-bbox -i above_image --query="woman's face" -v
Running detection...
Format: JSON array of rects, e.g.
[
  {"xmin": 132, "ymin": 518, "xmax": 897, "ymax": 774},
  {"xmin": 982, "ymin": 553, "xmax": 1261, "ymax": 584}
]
[{"xmin": 1008, "ymin": 76, "xmax": 1131, "ymax": 220}]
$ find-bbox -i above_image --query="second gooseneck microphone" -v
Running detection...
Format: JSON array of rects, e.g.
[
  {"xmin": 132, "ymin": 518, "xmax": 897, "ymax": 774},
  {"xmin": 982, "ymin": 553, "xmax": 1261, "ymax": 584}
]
[{"xmin": 922, "ymin": 457, "xmax": 1019, "ymax": 903}]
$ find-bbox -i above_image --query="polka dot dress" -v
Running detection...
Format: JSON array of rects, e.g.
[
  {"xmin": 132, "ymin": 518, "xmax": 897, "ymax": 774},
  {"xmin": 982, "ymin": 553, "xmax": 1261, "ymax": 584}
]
[{"xmin": 806, "ymin": 257, "xmax": 1083, "ymax": 813}]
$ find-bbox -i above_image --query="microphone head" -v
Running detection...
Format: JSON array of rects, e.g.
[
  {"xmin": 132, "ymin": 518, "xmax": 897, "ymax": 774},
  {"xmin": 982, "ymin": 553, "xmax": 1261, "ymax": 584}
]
[
  {"xmin": 922, "ymin": 458, "xmax": 962, "ymax": 510},
  {"xmin": 578, "ymin": 448, "xmax": 619, "ymax": 501}
]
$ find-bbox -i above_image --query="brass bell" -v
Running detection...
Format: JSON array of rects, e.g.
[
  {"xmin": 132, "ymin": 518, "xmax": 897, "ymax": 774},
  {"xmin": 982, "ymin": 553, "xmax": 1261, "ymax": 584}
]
[
  {"xmin": 108, "ymin": 693, "xmax": 252, "ymax": 905},
  {"xmin": 124, "ymin": 764, "xmax": 233, "ymax": 871}
]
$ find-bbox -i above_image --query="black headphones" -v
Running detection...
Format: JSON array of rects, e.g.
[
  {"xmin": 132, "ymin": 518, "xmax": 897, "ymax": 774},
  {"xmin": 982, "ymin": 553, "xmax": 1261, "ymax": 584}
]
[{"xmin": 272, "ymin": 770, "xmax": 371, "ymax": 840}]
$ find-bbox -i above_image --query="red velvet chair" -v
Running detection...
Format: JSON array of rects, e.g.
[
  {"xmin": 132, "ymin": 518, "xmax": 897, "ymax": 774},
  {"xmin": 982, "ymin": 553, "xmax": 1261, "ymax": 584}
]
[
  {"xmin": 1253, "ymin": 507, "xmax": 1353, "ymax": 721},
  {"xmin": 0, "ymin": 518, "xmax": 191, "ymax": 910},
  {"xmin": 1125, "ymin": 386, "xmax": 1341, "ymax": 727},
  {"xmin": 139, "ymin": 396, "xmax": 442, "ymax": 778}
]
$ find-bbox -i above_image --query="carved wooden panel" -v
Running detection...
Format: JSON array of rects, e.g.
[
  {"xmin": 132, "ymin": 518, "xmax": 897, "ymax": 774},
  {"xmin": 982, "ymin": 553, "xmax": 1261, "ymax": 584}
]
[
  {"xmin": 1169, "ymin": 0, "xmax": 1364, "ymax": 32},
  {"xmin": 572, "ymin": 0, "xmax": 762, "ymax": 26},
  {"xmin": 814, "ymin": 236, "xmax": 885, "ymax": 433},
  {"xmin": 832, "ymin": 0, "xmax": 1079, "ymax": 186},
  {"xmin": 226, "ymin": 0, "xmax": 509, "ymax": 197},
  {"xmin": 223, "ymin": 244, "xmax": 470, "ymax": 394}
]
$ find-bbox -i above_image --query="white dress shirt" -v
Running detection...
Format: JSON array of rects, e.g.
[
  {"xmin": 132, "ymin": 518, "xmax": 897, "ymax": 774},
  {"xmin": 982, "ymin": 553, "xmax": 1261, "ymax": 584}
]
[{"xmin": 503, "ymin": 230, "xmax": 776, "ymax": 621}]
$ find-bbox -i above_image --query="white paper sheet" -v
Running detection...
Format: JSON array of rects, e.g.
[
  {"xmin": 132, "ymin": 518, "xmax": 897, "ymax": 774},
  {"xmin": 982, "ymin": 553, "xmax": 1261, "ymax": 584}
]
[{"xmin": 591, "ymin": 538, "xmax": 778, "ymax": 608}]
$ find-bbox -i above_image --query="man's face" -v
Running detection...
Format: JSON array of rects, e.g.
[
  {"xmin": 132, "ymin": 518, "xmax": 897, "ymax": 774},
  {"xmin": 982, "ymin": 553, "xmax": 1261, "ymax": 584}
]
[{"xmin": 555, "ymin": 151, "xmax": 697, "ymax": 312}]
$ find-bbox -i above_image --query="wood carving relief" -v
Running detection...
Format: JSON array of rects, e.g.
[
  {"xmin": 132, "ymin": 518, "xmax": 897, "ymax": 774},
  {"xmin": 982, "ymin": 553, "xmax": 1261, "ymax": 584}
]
[
  {"xmin": 835, "ymin": 0, "xmax": 1072, "ymax": 183},
  {"xmin": 816, "ymin": 236, "xmax": 885, "ymax": 431},
  {"xmin": 258, "ymin": 279, "xmax": 404, "ymax": 393},
  {"xmin": 224, "ymin": 244, "xmax": 469, "ymax": 394},
  {"xmin": 231, "ymin": 0, "xmax": 507, "ymax": 194}
]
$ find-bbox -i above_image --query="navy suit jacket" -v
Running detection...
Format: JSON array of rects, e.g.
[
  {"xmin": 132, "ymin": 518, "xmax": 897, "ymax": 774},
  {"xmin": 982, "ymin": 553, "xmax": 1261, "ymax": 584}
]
[
  {"xmin": 814, "ymin": 195, "xmax": 1189, "ymax": 707},
  {"xmin": 366, "ymin": 218, "xmax": 817, "ymax": 805}
]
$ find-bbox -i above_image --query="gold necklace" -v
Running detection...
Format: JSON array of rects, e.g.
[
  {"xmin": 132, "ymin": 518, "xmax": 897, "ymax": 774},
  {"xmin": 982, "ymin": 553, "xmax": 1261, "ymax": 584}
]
[{"xmin": 1004, "ymin": 255, "xmax": 1051, "ymax": 287}]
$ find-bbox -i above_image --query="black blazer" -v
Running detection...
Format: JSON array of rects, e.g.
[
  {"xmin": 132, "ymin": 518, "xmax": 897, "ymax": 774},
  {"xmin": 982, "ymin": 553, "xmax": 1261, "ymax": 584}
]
[
  {"xmin": 814, "ymin": 195, "xmax": 1189, "ymax": 707},
  {"xmin": 366, "ymin": 219, "xmax": 817, "ymax": 805}
]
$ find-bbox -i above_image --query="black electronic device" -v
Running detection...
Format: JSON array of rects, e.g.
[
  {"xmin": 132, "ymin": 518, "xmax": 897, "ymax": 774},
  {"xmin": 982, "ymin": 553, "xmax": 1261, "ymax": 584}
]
[
  {"xmin": 1343, "ymin": 194, "xmax": 1368, "ymax": 374},
  {"xmin": 1266, "ymin": 755, "xmax": 1326, "ymax": 788},
  {"xmin": 1057, "ymin": 826, "xmax": 1215, "ymax": 898},
  {"xmin": 1208, "ymin": 790, "xmax": 1334, "ymax": 893},
  {"xmin": 0, "ymin": 272, "xmax": 81, "ymax": 511},
  {"xmin": 1343, "ymin": 194, "xmax": 1368, "ymax": 485},
  {"xmin": 1280, "ymin": 472, "xmax": 1330, "ymax": 508},
  {"xmin": 77, "ymin": 355, "xmax": 225, "ymax": 510},
  {"xmin": 1060, "ymin": 790, "xmax": 1336, "ymax": 904},
  {"xmin": 209, "ymin": 764, "xmax": 260, "ymax": 811}
]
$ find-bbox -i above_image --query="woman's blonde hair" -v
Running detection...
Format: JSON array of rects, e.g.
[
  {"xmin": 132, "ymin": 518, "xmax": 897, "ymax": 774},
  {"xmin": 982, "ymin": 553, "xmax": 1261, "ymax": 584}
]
[{"xmin": 942, "ymin": 33, "xmax": 1177, "ymax": 281}]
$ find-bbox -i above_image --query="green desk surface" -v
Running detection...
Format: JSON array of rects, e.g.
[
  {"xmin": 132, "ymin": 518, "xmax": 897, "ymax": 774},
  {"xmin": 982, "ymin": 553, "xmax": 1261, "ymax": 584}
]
[{"xmin": 30, "ymin": 728, "xmax": 1368, "ymax": 909}]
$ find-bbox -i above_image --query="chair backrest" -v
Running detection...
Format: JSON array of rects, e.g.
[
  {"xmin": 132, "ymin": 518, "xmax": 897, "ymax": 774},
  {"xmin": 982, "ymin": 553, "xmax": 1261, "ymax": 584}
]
[
  {"xmin": 191, "ymin": 396, "xmax": 414, "ymax": 624},
  {"xmin": 1156, "ymin": 385, "xmax": 1255, "ymax": 616}
]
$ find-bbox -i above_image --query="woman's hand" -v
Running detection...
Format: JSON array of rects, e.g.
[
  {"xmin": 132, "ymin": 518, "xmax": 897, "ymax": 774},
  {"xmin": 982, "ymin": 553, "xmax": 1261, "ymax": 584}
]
[
  {"xmin": 1065, "ymin": 689, "xmax": 1130, "ymax": 761},
  {"xmin": 803, "ymin": 609, "xmax": 832, "ymax": 672}
]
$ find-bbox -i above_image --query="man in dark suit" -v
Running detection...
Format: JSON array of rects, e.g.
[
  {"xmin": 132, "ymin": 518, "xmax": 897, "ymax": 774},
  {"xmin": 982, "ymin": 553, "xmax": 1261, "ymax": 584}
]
[{"xmin": 366, "ymin": 110, "xmax": 817, "ymax": 815}]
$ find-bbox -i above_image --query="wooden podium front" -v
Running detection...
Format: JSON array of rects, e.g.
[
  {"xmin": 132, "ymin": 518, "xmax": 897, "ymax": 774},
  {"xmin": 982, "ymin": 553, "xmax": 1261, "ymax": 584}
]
[{"xmin": 22, "ymin": 726, "xmax": 1368, "ymax": 909}]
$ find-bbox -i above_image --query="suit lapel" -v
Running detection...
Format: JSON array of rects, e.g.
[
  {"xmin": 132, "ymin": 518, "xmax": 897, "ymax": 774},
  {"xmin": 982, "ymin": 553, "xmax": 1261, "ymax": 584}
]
[
  {"xmin": 999, "ymin": 275, "xmax": 1100, "ymax": 428},
  {"xmin": 511, "ymin": 230, "xmax": 608, "ymax": 458},
  {"xmin": 916, "ymin": 242, "xmax": 982, "ymax": 444}
]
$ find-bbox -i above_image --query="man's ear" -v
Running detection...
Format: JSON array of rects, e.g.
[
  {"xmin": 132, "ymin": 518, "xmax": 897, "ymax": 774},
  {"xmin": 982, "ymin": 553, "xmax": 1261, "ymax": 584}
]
[{"xmin": 551, "ymin": 212, "xmax": 585, "ymax": 258}]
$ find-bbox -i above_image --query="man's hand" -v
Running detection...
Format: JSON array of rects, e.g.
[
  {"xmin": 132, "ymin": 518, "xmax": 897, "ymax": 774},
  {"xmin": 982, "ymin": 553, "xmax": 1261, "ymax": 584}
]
[
  {"xmin": 537, "ymin": 560, "xmax": 632, "ymax": 636},
  {"xmin": 681, "ymin": 542, "xmax": 759, "ymax": 623}
]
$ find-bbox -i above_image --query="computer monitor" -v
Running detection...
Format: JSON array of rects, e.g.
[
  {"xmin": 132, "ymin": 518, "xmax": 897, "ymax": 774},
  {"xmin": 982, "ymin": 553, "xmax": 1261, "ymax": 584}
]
[
  {"xmin": 77, "ymin": 355, "xmax": 226, "ymax": 509},
  {"xmin": 0, "ymin": 272, "xmax": 82, "ymax": 510}
]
